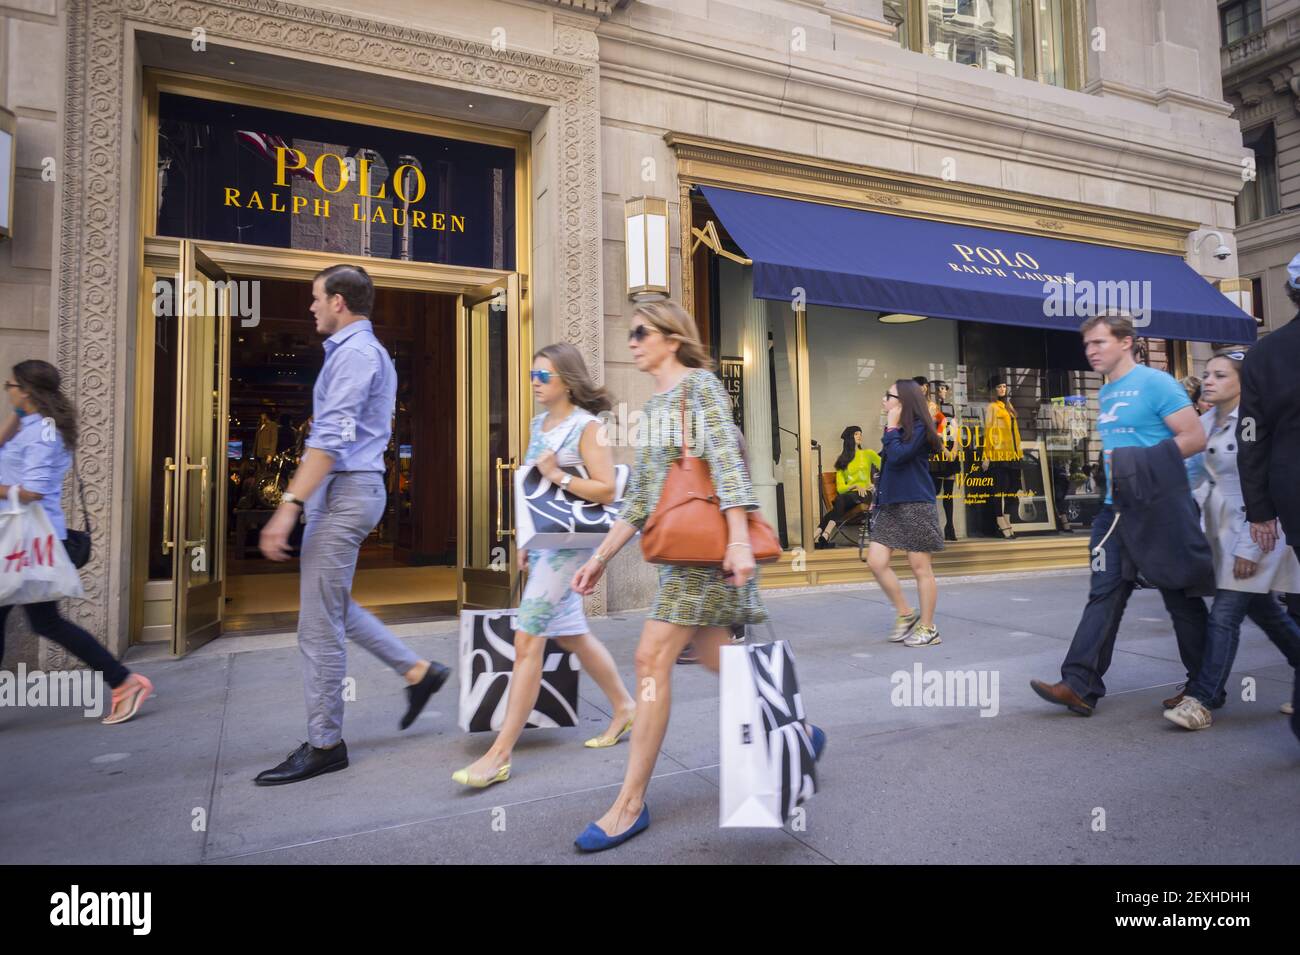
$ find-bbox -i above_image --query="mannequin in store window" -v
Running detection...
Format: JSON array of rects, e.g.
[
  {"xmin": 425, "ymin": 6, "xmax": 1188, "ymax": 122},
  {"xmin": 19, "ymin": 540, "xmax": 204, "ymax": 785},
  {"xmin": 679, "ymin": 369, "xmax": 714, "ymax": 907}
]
[
  {"xmin": 982, "ymin": 375, "xmax": 1022, "ymax": 538},
  {"xmin": 928, "ymin": 380, "xmax": 959, "ymax": 541},
  {"xmin": 814, "ymin": 425, "xmax": 881, "ymax": 549},
  {"xmin": 254, "ymin": 410, "xmax": 279, "ymax": 461}
]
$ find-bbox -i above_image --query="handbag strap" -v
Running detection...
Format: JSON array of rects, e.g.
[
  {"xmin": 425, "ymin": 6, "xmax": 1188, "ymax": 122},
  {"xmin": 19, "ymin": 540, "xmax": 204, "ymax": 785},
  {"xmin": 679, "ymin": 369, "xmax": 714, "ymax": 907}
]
[{"xmin": 71, "ymin": 454, "xmax": 91, "ymax": 533}]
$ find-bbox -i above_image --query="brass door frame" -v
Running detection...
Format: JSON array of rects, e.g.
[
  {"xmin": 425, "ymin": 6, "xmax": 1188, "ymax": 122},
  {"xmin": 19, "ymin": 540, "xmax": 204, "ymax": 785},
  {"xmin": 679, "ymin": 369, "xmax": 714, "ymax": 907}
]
[
  {"xmin": 172, "ymin": 240, "xmax": 231, "ymax": 655},
  {"xmin": 132, "ymin": 68, "xmax": 534, "ymax": 649},
  {"xmin": 130, "ymin": 239, "xmax": 529, "ymax": 649},
  {"xmin": 457, "ymin": 276, "xmax": 523, "ymax": 611}
]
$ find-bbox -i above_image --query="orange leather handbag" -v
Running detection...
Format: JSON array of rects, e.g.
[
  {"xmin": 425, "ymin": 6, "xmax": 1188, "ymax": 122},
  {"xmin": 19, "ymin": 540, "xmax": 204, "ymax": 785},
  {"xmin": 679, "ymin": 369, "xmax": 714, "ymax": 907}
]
[{"xmin": 640, "ymin": 391, "xmax": 781, "ymax": 566}]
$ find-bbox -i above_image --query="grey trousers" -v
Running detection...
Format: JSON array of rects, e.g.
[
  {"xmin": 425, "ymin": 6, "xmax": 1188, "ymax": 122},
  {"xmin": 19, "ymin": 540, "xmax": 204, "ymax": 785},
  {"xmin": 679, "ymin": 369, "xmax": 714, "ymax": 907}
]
[{"xmin": 299, "ymin": 472, "xmax": 420, "ymax": 747}]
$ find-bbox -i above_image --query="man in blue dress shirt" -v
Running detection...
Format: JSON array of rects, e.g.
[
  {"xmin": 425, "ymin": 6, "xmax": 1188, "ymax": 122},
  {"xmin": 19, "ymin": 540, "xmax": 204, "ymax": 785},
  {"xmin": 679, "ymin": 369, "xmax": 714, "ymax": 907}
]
[{"xmin": 255, "ymin": 264, "xmax": 449, "ymax": 786}]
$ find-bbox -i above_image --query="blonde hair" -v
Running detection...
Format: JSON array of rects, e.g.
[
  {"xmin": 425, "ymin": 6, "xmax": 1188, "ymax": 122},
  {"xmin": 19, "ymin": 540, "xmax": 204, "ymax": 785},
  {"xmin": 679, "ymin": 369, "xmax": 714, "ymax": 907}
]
[
  {"xmin": 534, "ymin": 342, "xmax": 613, "ymax": 415},
  {"xmin": 633, "ymin": 300, "xmax": 713, "ymax": 371}
]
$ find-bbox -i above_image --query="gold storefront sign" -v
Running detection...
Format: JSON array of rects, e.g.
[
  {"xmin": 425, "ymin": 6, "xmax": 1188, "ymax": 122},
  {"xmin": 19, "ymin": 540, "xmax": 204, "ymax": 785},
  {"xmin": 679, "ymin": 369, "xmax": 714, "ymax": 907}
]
[{"xmin": 221, "ymin": 187, "xmax": 466, "ymax": 231}]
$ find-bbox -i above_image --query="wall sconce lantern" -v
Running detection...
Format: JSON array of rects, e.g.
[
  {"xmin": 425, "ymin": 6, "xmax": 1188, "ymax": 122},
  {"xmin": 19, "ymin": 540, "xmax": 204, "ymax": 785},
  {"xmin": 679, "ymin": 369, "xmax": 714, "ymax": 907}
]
[
  {"xmin": 0, "ymin": 107, "xmax": 15, "ymax": 240},
  {"xmin": 625, "ymin": 196, "xmax": 669, "ymax": 301}
]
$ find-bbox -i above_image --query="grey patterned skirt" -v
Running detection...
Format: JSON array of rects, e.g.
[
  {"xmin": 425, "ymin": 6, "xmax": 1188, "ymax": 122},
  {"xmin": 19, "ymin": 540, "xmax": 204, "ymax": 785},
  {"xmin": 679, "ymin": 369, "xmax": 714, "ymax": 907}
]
[{"xmin": 869, "ymin": 501, "xmax": 945, "ymax": 553}]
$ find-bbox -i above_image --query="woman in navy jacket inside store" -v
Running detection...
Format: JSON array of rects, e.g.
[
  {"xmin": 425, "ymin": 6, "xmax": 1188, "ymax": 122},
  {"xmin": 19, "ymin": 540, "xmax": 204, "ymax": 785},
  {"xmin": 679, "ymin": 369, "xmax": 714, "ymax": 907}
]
[{"xmin": 865, "ymin": 378, "xmax": 945, "ymax": 648}]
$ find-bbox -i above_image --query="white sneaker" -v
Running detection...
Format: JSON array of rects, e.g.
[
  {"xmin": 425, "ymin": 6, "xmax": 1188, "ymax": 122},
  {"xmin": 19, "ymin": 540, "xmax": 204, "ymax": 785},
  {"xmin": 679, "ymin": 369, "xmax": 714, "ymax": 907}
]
[
  {"xmin": 903, "ymin": 624, "xmax": 941, "ymax": 647},
  {"xmin": 1281, "ymin": 701, "xmax": 1294, "ymax": 716},
  {"xmin": 1163, "ymin": 696, "xmax": 1212, "ymax": 731},
  {"xmin": 887, "ymin": 610, "xmax": 920, "ymax": 643}
]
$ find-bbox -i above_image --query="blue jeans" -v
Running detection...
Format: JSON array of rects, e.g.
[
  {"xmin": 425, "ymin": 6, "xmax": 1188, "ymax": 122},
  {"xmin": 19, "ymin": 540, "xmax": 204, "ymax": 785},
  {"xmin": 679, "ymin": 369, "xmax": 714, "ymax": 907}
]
[
  {"xmin": 1186, "ymin": 590, "xmax": 1300, "ymax": 708},
  {"xmin": 1060, "ymin": 506, "xmax": 1208, "ymax": 707}
]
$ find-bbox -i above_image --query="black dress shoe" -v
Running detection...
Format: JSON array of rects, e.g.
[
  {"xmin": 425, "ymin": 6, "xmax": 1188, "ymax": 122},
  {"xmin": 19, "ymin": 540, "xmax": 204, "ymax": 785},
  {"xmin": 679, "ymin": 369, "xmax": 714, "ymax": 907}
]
[
  {"xmin": 254, "ymin": 741, "xmax": 349, "ymax": 786},
  {"xmin": 400, "ymin": 661, "xmax": 451, "ymax": 730}
]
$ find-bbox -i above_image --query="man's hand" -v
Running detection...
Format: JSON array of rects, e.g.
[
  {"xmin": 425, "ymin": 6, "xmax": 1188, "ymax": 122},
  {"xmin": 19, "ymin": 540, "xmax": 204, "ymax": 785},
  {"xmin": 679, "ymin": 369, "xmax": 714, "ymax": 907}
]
[
  {"xmin": 259, "ymin": 505, "xmax": 300, "ymax": 561},
  {"xmin": 1250, "ymin": 519, "xmax": 1279, "ymax": 555}
]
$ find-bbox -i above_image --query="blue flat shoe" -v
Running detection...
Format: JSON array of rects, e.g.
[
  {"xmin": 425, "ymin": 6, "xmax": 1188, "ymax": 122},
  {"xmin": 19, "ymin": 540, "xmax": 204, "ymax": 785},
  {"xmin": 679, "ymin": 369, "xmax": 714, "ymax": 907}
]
[
  {"xmin": 810, "ymin": 724, "xmax": 827, "ymax": 761},
  {"xmin": 574, "ymin": 805, "xmax": 650, "ymax": 853}
]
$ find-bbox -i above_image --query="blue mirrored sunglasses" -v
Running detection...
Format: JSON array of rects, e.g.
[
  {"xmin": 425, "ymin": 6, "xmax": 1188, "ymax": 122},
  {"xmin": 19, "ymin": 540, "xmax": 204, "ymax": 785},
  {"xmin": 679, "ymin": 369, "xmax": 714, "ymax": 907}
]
[{"xmin": 530, "ymin": 370, "xmax": 555, "ymax": 384}]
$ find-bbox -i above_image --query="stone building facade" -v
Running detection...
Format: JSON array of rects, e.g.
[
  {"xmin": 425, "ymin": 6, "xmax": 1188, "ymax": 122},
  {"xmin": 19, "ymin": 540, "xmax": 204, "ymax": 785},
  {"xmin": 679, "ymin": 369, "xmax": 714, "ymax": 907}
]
[{"xmin": 0, "ymin": 0, "xmax": 1255, "ymax": 666}]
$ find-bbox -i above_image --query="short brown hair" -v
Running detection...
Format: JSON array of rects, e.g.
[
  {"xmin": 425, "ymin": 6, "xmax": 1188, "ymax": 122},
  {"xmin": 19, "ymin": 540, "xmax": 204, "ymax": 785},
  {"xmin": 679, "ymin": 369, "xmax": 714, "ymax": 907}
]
[
  {"xmin": 315, "ymin": 264, "xmax": 374, "ymax": 316},
  {"xmin": 1078, "ymin": 311, "xmax": 1136, "ymax": 342},
  {"xmin": 633, "ymin": 300, "xmax": 713, "ymax": 370}
]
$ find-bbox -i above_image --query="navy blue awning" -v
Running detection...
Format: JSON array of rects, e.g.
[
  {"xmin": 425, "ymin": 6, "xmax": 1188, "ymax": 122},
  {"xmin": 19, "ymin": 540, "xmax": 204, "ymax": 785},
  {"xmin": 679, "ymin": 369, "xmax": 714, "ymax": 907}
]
[{"xmin": 699, "ymin": 186, "xmax": 1256, "ymax": 345}]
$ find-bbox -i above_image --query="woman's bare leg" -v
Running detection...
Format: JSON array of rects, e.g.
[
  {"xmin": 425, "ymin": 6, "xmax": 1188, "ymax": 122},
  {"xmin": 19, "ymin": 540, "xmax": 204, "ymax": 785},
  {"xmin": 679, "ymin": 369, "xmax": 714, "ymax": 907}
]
[
  {"xmin": 906, "ymin": 551, "xmax": 937, "ymax": 628},
  {"xmin": 866, "ymin": 542, "xmax": 912, "ymax": 616},
  {"xmin": 591, "ymin": 620, "xmax": 697, "ymax": 836},
  {"xmin": 461, "ymin": 630, "xmax": 544, "ymax": 777},
  {"xmin": 555, "ymin": 633, "xmax": 635, "ymax": 738}
]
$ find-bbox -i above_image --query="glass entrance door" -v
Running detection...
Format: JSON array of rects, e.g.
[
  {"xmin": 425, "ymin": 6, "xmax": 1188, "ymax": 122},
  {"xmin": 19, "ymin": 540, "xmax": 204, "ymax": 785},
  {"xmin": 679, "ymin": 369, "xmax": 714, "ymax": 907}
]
[
  {"xmin": 168, "ymin": 241, "xmax": 231, "ymax": 654},
  {"xmin": 458, "ymin": 275, "xmax": 521, "ymax": 609}
]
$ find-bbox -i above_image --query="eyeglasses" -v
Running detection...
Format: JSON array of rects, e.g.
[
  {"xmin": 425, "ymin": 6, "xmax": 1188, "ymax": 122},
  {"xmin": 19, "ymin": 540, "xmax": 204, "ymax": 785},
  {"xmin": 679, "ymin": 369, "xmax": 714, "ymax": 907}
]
[
  {"xmin": 627, "ymin": 324, "xmax": 659, "ymax": 343},
  {"xmin": 3, "ymin": 381, "xmax": 17, "ymax": 390},
  {"xmin": 530, "ymin": 370, "xmax": 556, "ymax": 384},
  {"xmin": 883, "ymin": 392, "xmax": 899, "ymax": 401}
]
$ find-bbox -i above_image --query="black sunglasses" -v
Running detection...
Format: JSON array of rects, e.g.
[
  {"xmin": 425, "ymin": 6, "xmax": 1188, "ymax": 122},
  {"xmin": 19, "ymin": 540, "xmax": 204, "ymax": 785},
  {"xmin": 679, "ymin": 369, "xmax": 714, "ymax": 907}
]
[{"xmin": 628, "ymin": 324, "xmax": 658, "ymax": 343}]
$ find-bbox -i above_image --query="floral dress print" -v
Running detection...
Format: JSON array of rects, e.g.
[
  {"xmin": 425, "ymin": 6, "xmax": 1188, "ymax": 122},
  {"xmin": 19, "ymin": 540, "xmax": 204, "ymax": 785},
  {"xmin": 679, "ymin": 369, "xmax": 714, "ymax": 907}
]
[
  {"xmin": 619, "ymin": 369, "xmax": 769, "ymax": 627},
  {"xmin": 516, "ymin": 408, "xmax": 598, "ymax": 637}
]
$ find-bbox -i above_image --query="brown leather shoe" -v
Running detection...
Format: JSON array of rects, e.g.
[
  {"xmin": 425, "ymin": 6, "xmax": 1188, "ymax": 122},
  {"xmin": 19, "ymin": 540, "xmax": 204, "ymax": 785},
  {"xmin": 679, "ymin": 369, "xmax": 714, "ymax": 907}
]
[
  {"xmin": 1030, "ymin": 679, "xmax": 1093, "ymax": 717},
  {"xmin": 1162, "ymin": 685, "xmax": 1186, "ymax": 710}
]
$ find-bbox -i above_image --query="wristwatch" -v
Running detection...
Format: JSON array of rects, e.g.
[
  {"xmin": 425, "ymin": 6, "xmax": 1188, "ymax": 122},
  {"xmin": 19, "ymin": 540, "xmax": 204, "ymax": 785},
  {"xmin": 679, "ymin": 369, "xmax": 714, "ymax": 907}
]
[
  {"xmin": 559, "ymin": 474, "xmax": 574, "ymax": 491},
  {"xmin": 281, "ymin": 491, "xmax": 305, "ymax": 508}
]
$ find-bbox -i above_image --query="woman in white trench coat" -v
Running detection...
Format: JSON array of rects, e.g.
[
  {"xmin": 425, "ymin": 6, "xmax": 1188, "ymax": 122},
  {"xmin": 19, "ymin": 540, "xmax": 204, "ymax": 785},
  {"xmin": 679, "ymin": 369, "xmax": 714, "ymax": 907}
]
[{"xmin": 1165, "ymin": 349, "xmax": 1300, "ymax": 730}]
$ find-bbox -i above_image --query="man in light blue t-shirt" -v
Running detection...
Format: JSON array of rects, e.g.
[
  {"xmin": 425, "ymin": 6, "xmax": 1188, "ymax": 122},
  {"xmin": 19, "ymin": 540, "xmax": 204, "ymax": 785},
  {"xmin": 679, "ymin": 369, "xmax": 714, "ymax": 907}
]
[
  {"xmin": 1096, "ymin": 362, "xmax": 1196, "ymax": 503},
  {"xmin": 1032, "ymin": 313, "xmax": 1208, "ymax": 717}
]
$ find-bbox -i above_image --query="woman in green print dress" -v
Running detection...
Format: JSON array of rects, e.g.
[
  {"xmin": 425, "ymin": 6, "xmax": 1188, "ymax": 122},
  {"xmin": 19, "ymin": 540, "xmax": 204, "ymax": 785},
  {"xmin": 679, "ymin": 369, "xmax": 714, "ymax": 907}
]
[
  {"xmin": 451, "ymin": 343, "xmax": 636, "ymax": 789},
  {"xmin": 569, "ymin": 300, "xmax": 824, "ymax": 852}
]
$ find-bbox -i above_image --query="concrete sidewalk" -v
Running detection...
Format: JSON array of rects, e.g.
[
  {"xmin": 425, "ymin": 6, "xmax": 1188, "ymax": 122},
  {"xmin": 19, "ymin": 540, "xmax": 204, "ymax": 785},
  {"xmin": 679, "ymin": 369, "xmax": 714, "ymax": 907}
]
[{"xmin": 2, "ymin": 569, "xmax": 1297, "ymax": 865}]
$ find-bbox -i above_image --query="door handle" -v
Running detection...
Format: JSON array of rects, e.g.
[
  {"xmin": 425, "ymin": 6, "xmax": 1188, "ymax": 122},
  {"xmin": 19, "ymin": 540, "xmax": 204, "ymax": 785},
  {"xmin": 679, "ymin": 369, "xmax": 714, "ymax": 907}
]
[
  {"xmin": 161, "ymin": 456, "xmax": 176, "ymax": 554},
  {"xmin": 495, "ymin": 457, "xmax": 516, "ymax": 542},
  {"xmin": 183, "ymin": 455, "xmax": 209, "ymax": 550}
]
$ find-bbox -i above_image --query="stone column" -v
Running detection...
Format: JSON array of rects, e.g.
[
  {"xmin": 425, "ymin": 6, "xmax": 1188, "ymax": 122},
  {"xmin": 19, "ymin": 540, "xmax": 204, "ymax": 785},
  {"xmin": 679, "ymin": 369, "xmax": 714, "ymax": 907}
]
[{"xmin": 742, "ymin": 273, "xmax": 778, "ymax": 522}]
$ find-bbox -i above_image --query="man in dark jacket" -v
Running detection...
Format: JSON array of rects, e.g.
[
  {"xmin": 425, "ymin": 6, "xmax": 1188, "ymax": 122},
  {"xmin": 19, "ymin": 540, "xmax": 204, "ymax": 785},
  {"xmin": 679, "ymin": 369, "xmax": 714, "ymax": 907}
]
[
  {"xmin": 1237, "ymin": 254, "xmax": 1300, "ymax": 741},
  {"xmin": 1031, "ymin": 313, "xmax": 1208, "ymax": 717}
]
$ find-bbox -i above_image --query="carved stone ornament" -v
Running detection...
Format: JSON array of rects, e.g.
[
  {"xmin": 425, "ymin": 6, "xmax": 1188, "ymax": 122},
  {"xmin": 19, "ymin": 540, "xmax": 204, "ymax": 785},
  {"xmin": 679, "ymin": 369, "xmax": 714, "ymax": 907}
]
[{"xmin": 55, "ymin": 0, "xmax": 604, "ymax": 663}]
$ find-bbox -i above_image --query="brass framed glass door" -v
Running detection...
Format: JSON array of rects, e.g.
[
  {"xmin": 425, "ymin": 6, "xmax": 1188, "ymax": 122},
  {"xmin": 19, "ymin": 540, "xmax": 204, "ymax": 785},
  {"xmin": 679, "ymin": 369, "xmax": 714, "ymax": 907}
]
[
  {"xmin": 168, "ymin": 240, "xmax": 232, "ymax": 654},
  {"xmin": 458, "ymin": 275, "xmax": 521, "ymax": 609}
]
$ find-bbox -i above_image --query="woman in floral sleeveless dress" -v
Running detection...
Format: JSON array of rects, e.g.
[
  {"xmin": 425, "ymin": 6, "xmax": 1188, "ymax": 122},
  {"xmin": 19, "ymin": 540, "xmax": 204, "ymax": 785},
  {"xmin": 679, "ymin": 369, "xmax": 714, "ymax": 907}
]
[{"xmin": 452, "ymin": 343, "xmax": 635, "ymax": 789}]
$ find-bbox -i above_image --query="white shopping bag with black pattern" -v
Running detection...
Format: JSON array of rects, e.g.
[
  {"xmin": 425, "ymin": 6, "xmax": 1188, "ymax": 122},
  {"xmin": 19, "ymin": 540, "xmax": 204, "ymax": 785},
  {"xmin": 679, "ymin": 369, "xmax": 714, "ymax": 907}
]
[
  {"xmin": 513, "ymin": 463, "xmax": 630, "ymax": 550},
  {"xmin": 457, "ymin": 608, "xmax": 581, "ymax": 732},
  {"xmin": 719, "ymin": 640, "xmax": 817, "ymax": 828}
]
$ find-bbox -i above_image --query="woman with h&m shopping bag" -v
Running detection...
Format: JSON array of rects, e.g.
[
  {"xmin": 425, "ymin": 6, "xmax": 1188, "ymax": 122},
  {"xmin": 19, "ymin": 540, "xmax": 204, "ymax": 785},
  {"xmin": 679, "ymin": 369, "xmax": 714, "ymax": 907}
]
[
  {"xmin": 452, "ymin": 343, "xmax": 636, "ymax": 788},
  {"xmin": 0, "ymin": 360, "xmax": 153, "ymax": 724},
  {"xmin": 570, "ymin": 301, "xmax": 825, "ymax": 852}
]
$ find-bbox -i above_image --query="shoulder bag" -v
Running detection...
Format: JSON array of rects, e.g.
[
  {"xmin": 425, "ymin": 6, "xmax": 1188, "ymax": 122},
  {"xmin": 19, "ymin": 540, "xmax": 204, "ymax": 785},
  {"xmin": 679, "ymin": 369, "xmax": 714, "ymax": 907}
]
[
  {"xmin": 63, "ymin": 461, "xmax": 92, "ymax": 570},
  {"xmin": 640, "ymin": 389, "xmax": 781, "ymax": 566}
]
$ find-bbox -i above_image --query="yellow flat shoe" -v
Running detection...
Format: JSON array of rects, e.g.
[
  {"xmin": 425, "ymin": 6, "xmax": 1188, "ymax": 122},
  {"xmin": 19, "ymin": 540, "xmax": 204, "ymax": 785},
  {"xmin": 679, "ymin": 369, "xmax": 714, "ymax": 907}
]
[
  {"xmin": 584, "ymin": 718, "xmax": 633, "ymax": 749},
  {"xmin": 451, "ymin": 763, "xmax": 510, "ymax": 789}
]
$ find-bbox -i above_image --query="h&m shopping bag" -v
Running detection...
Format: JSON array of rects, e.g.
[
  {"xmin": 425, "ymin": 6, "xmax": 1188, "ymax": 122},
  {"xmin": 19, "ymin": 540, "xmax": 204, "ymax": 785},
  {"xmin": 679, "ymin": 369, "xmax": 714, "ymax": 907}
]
[
  {"xmin": 457, "ymin": 608, "xmax": 581, "ymax": 732},
  {"xmin": 719, "ymin": 640, "xmax": 817, "ymax": 828},
  {"xmin": 513, "ymin": 463, "xmax": 629, "ymax": 550},
  {"xmin": 0, "ymin": 486, "xmax": 85, "ymax": 606}
]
